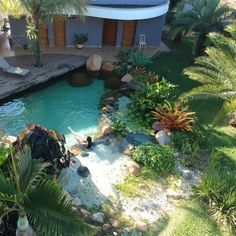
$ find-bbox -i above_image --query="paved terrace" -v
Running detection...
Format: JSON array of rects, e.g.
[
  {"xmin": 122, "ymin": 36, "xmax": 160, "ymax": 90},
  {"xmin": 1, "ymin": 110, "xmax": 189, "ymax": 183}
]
[
  {"xmin": 0, "ymin": 44, "xmax": 169, "ymax": 102},
  {"xmin": 0, "ymin": 54, "xmax": 86, "ymax": 102}
]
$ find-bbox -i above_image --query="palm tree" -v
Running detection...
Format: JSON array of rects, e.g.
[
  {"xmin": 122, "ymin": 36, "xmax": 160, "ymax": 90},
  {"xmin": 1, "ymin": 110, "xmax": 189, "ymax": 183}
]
[
  {"xmin": 0, "ymin": 147, "xmax": 96, "ymax": 236},
  {"xmin": 182, "ymin": 24, "xmax": 236, "ymax": 124},
  {"xmin": 0, "ymin": 0, "xmax": 88, "ymax": 67},
  {"xmin": 171, "ymin": 0, "xmax": 232, "ymax": 56}
]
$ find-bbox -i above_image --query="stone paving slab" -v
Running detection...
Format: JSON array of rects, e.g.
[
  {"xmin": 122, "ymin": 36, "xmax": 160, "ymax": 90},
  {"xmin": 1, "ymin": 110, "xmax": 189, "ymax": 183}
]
[{"xmin": 0, "ymin": 54, "xmax": 86, "ymax": 102}]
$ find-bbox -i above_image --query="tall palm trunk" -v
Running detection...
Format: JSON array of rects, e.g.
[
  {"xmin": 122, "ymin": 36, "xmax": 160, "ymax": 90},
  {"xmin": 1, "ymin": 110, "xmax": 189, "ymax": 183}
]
[
  {"xmin": 31, "ymin": 11, "xmax": 42, "ymax": 67},
  {"xmin": 194, "ymin": 32, "xmax": 207, "ymax": 56}
]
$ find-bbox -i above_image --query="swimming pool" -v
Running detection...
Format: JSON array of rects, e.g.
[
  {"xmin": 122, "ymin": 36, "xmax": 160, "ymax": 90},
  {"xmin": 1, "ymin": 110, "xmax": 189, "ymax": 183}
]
[{"xmin": 0, "ymin": 78, "xmax": 105, "ymax": 146}]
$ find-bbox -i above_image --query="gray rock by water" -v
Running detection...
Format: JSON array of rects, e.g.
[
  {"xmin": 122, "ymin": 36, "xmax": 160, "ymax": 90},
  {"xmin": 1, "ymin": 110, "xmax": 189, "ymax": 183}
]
[
  {"xmin": 72, "ymin": 197, "xmax": 82, "ymax": 208},
  {"xmin": 91, "ymin": 212, "xmax": 105, "ymax": 224}
]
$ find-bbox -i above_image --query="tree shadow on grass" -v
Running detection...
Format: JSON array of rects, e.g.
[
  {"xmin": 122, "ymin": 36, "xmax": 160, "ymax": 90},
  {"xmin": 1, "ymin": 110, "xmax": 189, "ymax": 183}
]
[{"xmin": 203, "ymin": 126, "xmax": 236, "ymax": 151}]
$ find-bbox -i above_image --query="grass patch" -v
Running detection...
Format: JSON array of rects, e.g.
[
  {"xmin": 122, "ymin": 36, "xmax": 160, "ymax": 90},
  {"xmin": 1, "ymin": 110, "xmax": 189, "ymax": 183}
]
[
  {"xmin": 115, "ymin": 167, "xmax": 159, "ymax": 198},
  {"xmin": 149, "ymin": 38, "xmax": 236, "ymax": 150},
  {"xmin": 159, "ymin": 200, "xmax": 233, "ymax": 236}
]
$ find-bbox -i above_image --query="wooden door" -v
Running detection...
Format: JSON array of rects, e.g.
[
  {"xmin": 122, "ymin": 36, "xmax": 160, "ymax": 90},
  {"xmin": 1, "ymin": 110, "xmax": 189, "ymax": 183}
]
[
  {"xmin": 103, "ymin": 19, "xmax": 117, "ymax": 46},
  {"xmin": 39, "ymin": 23, "xmax": 49, "ymax": 46},
  {"xmin": 53, "ymin": 16, "xmax": 66, "ymax": 47},
  {"xmin": 122, "ymin": 21, "xmax": 137, "ymax": 47}
]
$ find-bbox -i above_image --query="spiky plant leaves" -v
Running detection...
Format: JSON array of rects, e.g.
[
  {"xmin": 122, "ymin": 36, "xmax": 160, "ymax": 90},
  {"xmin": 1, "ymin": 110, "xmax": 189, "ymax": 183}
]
[
  {"xmin": 152, "ymin": 101, "xmax": 195, "ymax": 131},
  {"xmin": 23, "ymin": 180, "xmax": 96, "ymax": 236},
  {"xmin": 16, "ymin": 148, "xmax": 50, "ymax": 193},
  {"xmin": 0, "ymin": 148, "xmax": 96, "ymax": 235}
]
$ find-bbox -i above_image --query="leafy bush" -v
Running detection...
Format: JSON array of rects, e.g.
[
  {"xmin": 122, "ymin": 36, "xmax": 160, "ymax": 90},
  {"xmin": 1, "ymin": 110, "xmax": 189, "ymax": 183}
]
[
  {"xmin": 114, "ymin": 48, "xmax": 134, "ymax": 76},
  {"xmin": 133, "ymin": 143, "xmax": 175, "ymax": 175},
  {"xmin": 197, "ymin": 151, "xmax": 236, "ymax": 231},
  {"xmin": 114, "ymin": 48, "xmax": 152, "ymax": 76},
  {"xmin": 171, "ymin": 126, "xmax": 206, "ymax": 167},
  {"xmin": 152, "ymin": 101, "xmax": 195, "ymax": 132},
  {"xmin": 129, "ymin": 79, "xmax": 175, "ymax": 123},
  {"xmin": 112, "ymin": 120, "xmax": 126, "ymax": 137},
  {"xmin": 130, "ymin": 50, "xmax": 152, "ymax": 68}
]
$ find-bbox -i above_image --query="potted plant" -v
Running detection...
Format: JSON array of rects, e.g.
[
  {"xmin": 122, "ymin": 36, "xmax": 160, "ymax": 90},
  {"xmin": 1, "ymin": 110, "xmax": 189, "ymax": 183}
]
[{"xmin": 74, "ymin": 33, "xmax": 88, "ymax": 49}]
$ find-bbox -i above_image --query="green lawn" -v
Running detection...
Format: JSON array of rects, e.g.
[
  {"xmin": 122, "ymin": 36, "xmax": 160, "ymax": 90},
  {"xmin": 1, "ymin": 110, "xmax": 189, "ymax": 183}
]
[
  {"xmin": 148, "ymin": 38, "xmax": 236, "ymax": 235},
  {"xmin": 149, "ymin": 38, "xmax": 236, "ymax": 151},
  {"xmin": 158, "ymin": 200, "xmax": 233, "ymax": 236}
]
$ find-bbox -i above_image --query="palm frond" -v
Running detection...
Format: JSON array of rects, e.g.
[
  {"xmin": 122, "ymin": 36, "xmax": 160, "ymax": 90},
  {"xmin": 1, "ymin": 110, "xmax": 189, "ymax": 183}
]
[
  {"xmin": 214, "ymin": 97, "xmax": 236, "ymax": 124},
  {"xmin": 23, "ymin": 179, "xmax": 96, "ymax": 236},
  {"xmin": 0, "ymin": 172, "xmax": 16, "ymax": 196},
  {"xmin": 16, "ymin": 148, "xmax": 50, "ymax": 193},
  {"xmin": 181, "ymin": 84, "xmax": 232, "ymax": 100}
]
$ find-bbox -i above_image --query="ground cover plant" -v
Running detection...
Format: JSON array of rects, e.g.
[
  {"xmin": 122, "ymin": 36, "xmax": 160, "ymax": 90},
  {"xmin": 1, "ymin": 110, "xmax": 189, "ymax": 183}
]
[
  {"xmin": 197, "ymin": 149, "xmax": 236, "ymax": 230},
  {"xmin": 133, "ymin": 143, "xmax": 176, "ymax": 175}
]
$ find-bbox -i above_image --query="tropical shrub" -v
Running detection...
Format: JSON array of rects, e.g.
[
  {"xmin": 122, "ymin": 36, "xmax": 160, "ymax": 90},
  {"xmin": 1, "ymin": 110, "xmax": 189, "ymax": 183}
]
[
  {"xmin": 171, "ymin": 0, "xmax": 232, "ymax": 55},
  {"xmin": 114, "ymin": 48, "xmax": 134, "ymax": 76},
  {"xmin": 0, "ymin": 148, "xmax": 95, "ymax": 236},
  {"xmin": 112, "ymin": 120, "xmax": 126, "ymax": 137},
  {"xmin": 197, "ymin": 151, "xmax": 236, "ymax": 230},
  {"xmin": 129, "ymin": 79, "xmax": 175, "ymax": 123},
  {"xmin": 133, "ymin": 143, "xmax": 175, "ymax": 175},
  {"xmin": 130, "ymin": 50, "xmax": 152, "ymax": 68},
  {"xmin": 171, "ymin": 126, "xmax": 206, "ymax": 167},
  {"xmin": 152, "ymin": 101, "xmax": 195, "ymax": 132},
  {"xmin": 183, "ymin": 24, "xmax": 236, "ymax": 124}
]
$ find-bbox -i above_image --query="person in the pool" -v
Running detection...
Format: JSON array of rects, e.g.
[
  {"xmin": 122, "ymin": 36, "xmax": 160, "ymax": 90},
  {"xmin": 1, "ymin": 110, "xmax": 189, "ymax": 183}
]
[{"xmin": 68, "ymin": 127, "xmax": 93, "ymax": 149}]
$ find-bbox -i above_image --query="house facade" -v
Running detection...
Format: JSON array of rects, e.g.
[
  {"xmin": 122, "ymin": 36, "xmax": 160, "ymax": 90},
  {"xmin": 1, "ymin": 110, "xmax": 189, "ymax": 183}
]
[{"xmin": 9, "ymin": 0, "xmax": 169, "ymax": 48}]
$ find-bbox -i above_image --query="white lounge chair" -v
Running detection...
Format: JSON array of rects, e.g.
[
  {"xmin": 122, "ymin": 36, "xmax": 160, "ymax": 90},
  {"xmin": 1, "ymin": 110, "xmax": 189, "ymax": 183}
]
[{"xmin": 0, "ymin": 56, "xmax": 30, "ymax": 77}]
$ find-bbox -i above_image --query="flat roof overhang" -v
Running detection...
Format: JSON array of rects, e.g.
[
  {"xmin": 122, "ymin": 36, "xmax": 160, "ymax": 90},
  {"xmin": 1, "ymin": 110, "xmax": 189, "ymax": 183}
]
[{"xmin": 67, "ymin": 2, "xmax": 169, "ymax": 20}]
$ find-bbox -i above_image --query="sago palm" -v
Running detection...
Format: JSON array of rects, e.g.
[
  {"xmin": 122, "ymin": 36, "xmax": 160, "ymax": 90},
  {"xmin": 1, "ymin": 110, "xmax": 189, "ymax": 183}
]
[
  {"xmin": 0, "ymin": 148, "xmax": 96, "ymax": 236},
  {"xmin": 0, "ymin": 0, "xmax": 88, "ymax": 67},
  {"xmin": 171, "ymin": 0, "xmax": 232, "ymax": 56},
  {"xmin": 182, "ymin": 24, "xmax": 236, "ymax": 124}
]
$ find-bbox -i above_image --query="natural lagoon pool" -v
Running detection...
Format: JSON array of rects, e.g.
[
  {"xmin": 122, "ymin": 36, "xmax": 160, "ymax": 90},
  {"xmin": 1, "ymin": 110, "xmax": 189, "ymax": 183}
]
[{"xmin": 0, "ymin": 78, "xmax": 105, "ymax": 146}]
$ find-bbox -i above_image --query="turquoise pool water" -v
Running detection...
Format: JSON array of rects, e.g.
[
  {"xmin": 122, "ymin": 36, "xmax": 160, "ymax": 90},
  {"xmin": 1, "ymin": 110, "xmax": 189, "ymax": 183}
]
[{"xmin": 0, "ymin": 79, "xmax": 105, "ymax": 146}]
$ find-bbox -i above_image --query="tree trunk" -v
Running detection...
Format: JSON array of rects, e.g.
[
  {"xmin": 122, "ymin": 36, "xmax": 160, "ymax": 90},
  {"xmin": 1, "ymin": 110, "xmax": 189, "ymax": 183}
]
[
  {"xmin": 16, "ymin": 215, "xmax": 35, "ymax": 236},
  {"xmin": 194, "ymin": 32, "xmax": 207, "ymax": 57},
  {"xmin": 32, "ymin": 12, "xmax": 42, "ymax": 67},
  {"xmin": 173, "ymin": 32, "xmax": 183, "ymax": 43}
]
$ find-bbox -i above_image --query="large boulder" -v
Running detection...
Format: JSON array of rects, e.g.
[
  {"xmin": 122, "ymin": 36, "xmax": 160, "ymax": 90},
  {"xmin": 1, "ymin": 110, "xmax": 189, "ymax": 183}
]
[
  {"xmin": 135, "ymin": 221, "xmax": 148, "ymax": 232},
  {"xmin": 104, "ymin": 76, "xmax": 122, "ymax": 89},
  {"xmin": 101, "ymin": 124, "xmax": 112, "ymax": 136},
  {"xmin": 15, "ymin": 124, "xmax": 70, "ymax": 174},
  {"xmin": 101, "ymin": 61, "xmax": 114, "ymax": 78},
  {"xmin": 86, "ymin": 54, "xmax": 103, "ymax": 77},
  {"xmin": 68, "ymin": 73, "xmax": 92, "ymax": 87}
]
